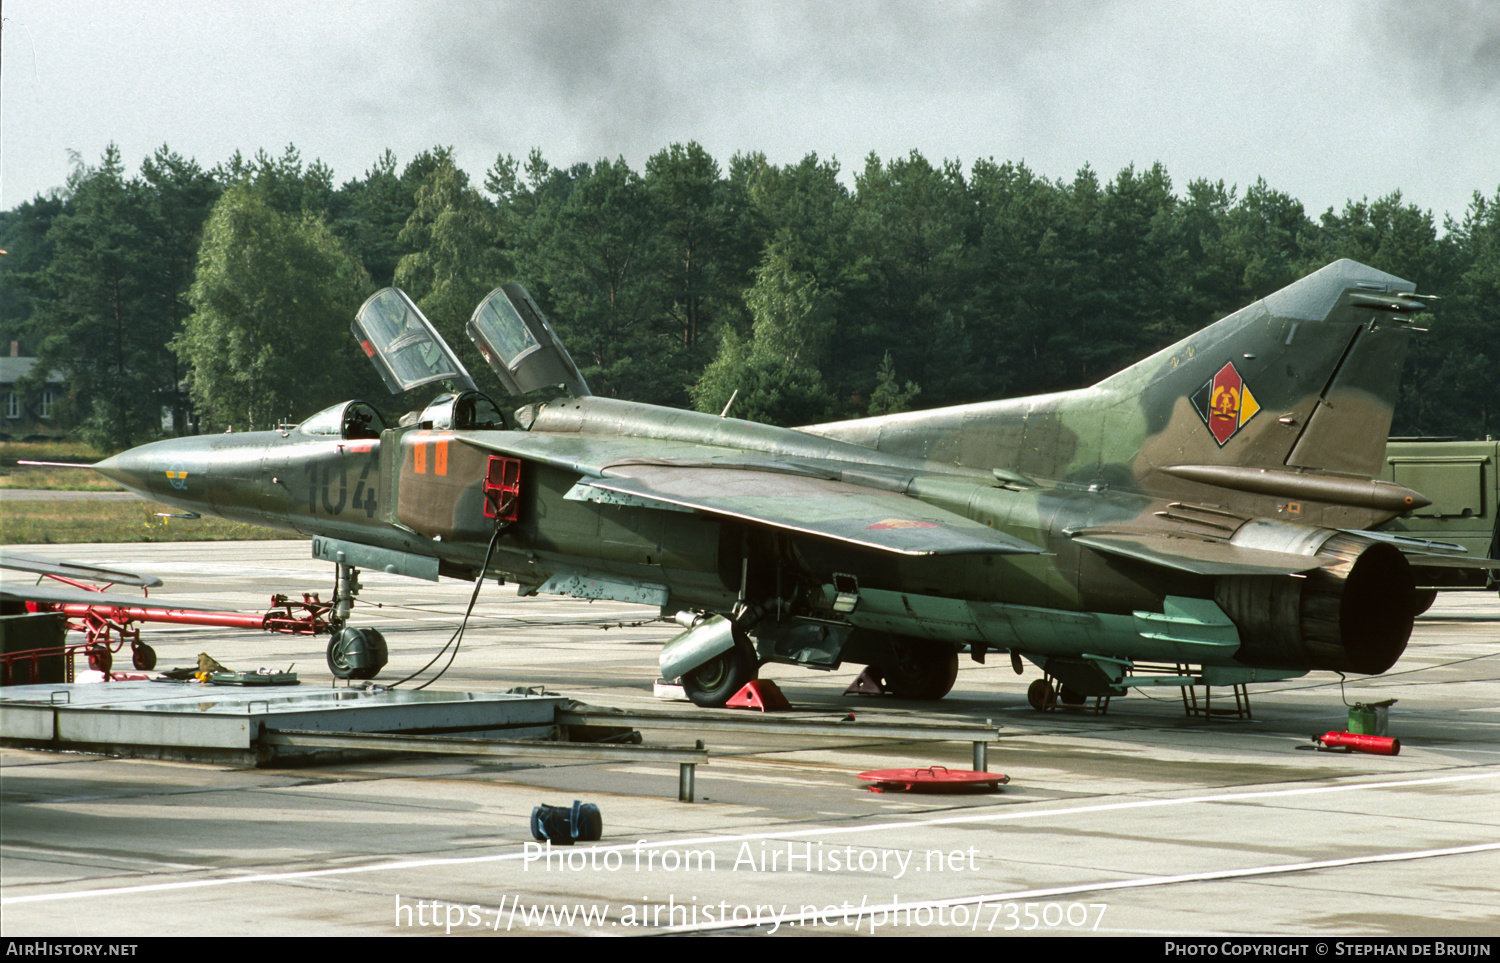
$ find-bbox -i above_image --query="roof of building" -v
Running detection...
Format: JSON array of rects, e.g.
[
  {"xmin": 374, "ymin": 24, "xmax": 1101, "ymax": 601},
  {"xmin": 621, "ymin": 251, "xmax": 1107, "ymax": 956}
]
[{"xmin": 0, "ymin": 357, "xmax": 64, "ymax": 385}]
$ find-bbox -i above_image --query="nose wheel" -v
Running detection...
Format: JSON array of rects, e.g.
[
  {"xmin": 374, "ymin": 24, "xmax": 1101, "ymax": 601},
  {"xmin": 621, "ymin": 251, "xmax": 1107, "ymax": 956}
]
[
  {"xmin": 327, "ymin": 626, "xmax": 388, "ymax": 680},
  {"xmin": 324, "ymin": 561, "xmax": 388, "ymax": 680}
]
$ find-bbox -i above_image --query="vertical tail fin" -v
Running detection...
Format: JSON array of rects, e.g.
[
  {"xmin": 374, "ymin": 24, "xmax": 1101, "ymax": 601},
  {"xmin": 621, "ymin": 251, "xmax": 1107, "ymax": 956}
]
[
  {"xmin": 1114, "ymin": 259, "xmax": 1426, "ymax": 481},
  {"xmin": 803, "ymin": 260, "xmax": 1428, "ymax": 488}
]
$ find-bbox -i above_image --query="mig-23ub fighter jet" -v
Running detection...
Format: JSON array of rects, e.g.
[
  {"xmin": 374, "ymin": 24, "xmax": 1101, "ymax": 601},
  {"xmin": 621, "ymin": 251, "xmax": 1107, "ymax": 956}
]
[{"xmin": 94, "ymin": 260, "xmax": 1497, "ymax": 707}]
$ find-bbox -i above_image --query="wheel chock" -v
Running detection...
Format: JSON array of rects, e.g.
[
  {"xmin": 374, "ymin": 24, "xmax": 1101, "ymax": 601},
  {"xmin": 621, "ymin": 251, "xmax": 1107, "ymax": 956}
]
[
  {"xmin": 844, "ymin": 666, "xmax": 887, "ymax": 696},
  {"xmin": 653, "ymin": 680, "xmax": 689, "ymax": 701},
  {"xmin": 726, "ymin": 679, "xmax": 792, "ymax": 711}
]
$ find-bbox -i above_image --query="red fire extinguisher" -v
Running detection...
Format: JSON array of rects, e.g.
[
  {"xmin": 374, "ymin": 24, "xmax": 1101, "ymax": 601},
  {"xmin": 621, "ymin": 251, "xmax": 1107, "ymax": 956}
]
[{"xmin": 1315, "ymin": 731, "xmax": 1401, "ymax": 755}]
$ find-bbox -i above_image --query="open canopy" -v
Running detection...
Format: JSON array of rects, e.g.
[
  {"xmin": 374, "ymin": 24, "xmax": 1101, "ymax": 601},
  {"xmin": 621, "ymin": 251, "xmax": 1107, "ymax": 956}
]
[
  {"xmin": 467, "ymin": 283, "xmax": 590, "ymax": 398},
  {"xmin": 352, "ymin": 288, "xmax": 477, "ymax": 395}
]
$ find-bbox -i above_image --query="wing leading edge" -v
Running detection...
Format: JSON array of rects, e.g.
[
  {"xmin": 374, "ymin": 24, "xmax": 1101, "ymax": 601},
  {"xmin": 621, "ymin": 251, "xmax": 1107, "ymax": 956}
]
[
  {"xmin": 579, "ymin": 465, "xmax": 1041, "ymax": 557},
  {"xmin": 452, "ymin": 428, "xmax": 1039, "ymax": 557}
]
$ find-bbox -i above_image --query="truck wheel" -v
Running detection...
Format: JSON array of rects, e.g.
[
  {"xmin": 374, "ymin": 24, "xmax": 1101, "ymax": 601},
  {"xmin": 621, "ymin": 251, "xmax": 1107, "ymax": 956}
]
[{"xmin": 1059, "ymin": 684, "xmax": 1088, "ymax": 705}]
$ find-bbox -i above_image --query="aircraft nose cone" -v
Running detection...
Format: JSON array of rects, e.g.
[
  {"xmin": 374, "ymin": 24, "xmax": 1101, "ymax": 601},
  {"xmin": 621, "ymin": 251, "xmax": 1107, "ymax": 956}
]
[{"xmin": 93, "ymin": 448, "xmax": 158, "ymax": 498}]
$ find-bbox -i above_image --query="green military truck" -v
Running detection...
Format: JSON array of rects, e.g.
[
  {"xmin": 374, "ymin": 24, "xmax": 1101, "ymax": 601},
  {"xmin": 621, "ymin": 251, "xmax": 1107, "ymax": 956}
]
[{"xmin": 1379, "ymin": 438, "xmax": 1500, "ymax": 603}]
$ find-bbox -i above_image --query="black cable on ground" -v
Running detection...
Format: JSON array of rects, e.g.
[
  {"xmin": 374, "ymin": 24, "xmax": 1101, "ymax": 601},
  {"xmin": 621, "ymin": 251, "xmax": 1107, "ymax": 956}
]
[{"xmin": 386, "ymin": 495, "xmax": 511, "ymax": 691}]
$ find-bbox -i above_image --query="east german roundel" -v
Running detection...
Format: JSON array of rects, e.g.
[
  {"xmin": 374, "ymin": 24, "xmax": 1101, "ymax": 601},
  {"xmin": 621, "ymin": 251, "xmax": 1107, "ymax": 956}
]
[{"xmin": 1190, "ymin": 362, "xmax": 1261, "ymax": 446}]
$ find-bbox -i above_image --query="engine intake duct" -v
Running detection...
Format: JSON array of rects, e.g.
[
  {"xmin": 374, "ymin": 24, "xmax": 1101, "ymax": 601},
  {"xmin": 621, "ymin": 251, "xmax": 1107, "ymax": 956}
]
[{"xmin": 1214, "ymin": 527, "xmax": 1414, "ymax": 675}]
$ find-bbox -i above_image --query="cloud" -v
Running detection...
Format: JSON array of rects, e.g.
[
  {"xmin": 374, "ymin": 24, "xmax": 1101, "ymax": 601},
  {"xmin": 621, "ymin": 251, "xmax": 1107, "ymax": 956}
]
[{"xmin": 1369, "ymin": 0, "xmax": 1500, "ymax": 106}]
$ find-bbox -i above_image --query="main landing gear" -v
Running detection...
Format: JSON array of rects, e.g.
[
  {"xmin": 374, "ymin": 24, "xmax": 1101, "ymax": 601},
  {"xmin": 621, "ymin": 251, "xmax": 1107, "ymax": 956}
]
[
  {"xmin": 877, "ymin": 638, "xmax": 959, "ymax": 700},
  {"xmin": 324, "ymin": 562, "xmax": 388, "ymax": 680},
  {"xmin": 680, "ymin": 646, "xmax": 758, "ymax": 708}
]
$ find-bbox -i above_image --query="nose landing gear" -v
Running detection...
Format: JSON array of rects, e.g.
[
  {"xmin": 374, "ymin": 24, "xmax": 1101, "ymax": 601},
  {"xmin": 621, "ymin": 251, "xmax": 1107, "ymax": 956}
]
[{"xmin": 324, "ymin": 562, "xmax": 388, "ymax": 680}]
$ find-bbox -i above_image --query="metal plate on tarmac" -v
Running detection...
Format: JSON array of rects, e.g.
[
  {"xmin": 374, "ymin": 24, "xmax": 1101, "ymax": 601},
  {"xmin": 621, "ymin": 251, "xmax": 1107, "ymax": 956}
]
[
  {"xmin": 857, "ymin": 766, "xmax": 1010, "ymax": 793},
  {"xmin": 207, "ymin": 671, "xmax": 300, "ymax": 686}
]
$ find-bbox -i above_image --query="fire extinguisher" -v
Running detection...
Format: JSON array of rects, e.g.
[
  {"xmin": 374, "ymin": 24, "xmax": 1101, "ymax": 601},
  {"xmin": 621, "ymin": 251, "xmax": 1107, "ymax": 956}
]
[{"xmin": 1314, "ymin": 731, "xmax": 1401, "ymax": 755}]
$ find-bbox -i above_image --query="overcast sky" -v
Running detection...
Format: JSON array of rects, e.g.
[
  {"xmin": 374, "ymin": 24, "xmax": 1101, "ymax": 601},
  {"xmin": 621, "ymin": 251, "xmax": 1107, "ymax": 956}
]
[{"xmin": 3, "ymin": 0, "xmax": 1497, "ymax": 224}]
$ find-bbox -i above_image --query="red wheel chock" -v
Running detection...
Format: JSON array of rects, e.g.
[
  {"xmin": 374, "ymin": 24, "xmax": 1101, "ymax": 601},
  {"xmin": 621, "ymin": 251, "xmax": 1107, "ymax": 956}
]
[{"xmin": 726, "ymin": 679, "xmax": 792, "ymax": 711}]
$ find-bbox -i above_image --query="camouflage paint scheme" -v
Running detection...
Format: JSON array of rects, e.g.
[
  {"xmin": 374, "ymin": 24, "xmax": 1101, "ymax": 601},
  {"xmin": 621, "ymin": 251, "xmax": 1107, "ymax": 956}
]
[{"xmin": 97, "ymin": 260, "xmax": 1496, "ymax": 704}]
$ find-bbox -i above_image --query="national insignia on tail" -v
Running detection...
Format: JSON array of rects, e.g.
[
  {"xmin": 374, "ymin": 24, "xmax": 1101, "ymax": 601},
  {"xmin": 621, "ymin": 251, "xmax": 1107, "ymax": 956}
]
[{"xmin": 1190, "ymin": 361, "xmax": 1261, "ymax": 446}]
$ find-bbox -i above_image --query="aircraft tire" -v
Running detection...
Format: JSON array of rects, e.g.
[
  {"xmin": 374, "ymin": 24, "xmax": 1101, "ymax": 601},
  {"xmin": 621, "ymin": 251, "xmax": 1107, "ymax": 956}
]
[
  {"xmin": 327, "ymin": 627, "xmax": 387, "ymax": 681},
  {"xmin": 1027, "ymin": 678, "xmax": 1055, "ymax": 711},
  {"xmin": 681, "ymin": 648, "xmax": 757, "ymax": 708},
  {"xmin": 881, "ymin": 641, "xmax": 959, "ymax": 700},
  {"xmin": 1411, "ymin": 590, "xmax": 1438, "ymax": 617}
]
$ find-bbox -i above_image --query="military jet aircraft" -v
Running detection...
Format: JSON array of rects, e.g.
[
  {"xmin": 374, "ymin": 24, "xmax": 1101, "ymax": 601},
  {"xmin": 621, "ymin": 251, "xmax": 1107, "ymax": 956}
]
[{"xmin": 92, "ymin": 260, "xmax": 1497, "ymax": 707}]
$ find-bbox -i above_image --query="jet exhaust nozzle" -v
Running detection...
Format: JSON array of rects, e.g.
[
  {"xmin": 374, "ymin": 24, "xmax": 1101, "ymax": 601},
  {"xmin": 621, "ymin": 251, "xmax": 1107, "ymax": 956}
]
[{"xmin": 1216, "ymin": 528, "xmax": 1414, "ymax": 675}]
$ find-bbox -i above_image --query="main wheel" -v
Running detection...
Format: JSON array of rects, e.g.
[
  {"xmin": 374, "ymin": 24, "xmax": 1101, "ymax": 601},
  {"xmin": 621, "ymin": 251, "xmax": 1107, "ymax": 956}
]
[
  {"xmin": 881, "ymin": 641, "xmax": 959, "ymax": 700},
  {"xmin": 1058, "ymin": 684, "xmax": 1088, "ymax": 706},
  {"xmin": 1027, "ymin": 678, "xmax": 1055, "ymax": 711},
  {"xmin": 327, "ymin": 627, "xmax": 387, "ymax": 681},
  {"xmin": 681, "ymin": 648, "xmax": 757, "ymax": 708},
  {"xmin": 1411, "ymin": 589, "xmax": 1437, "ymax": 617}
]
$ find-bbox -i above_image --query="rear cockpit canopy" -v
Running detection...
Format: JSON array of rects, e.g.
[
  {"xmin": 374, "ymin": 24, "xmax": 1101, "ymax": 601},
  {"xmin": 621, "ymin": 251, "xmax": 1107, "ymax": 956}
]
[
  {"xmin": 467, "ymin": 284, "xmax": 590, "ymax": 398},
  {"xmin": 418, "ymin": 390, "xmax": 508, "ymax": 431},
  {"xmin": 353, "ymin": 288, "xmax": 478, "ymax": 395}
]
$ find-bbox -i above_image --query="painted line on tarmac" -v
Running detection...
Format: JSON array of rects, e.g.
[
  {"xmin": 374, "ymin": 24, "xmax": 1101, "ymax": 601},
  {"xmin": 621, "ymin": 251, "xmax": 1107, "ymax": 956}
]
[
  {"xmin": 662, "ymin": 840, "xmax": 1500, "ymax": 934},
  {"xmin": 5, "ymin": 769, "xmax": 1497, "ymax": 906}
]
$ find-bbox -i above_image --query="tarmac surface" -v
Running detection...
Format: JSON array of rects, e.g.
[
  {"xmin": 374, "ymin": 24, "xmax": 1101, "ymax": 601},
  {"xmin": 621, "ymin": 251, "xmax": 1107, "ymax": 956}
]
[
  {"xmin": 2, "ymin": 540, "xmax": 1498, "ymax": 938},
  {"xmin": 0, "ymin": 489, "xmax": 141, "ymax": 501}
]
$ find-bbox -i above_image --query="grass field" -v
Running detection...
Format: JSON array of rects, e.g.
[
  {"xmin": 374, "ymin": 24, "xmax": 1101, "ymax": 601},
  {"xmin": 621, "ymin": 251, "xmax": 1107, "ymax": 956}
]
[
  {"xmin": 0, "ymin": 440, "xmax": 282, "ymax": 543},
  {"xmin": 0, "ymin": 498, "xmax": 286, "ymax": 544},
  {"xmin": 0, "ymin": 440, "xmax": 121, "ymax": 491}
]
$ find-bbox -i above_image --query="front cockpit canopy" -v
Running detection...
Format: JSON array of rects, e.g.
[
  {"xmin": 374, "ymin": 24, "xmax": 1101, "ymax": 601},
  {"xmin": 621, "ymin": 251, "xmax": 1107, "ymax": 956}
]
[
  {"xmin": 298, "ymin": 401, "xmax": 388, "ymax": 440},
  {"xmin": 353, "ymin": 288, "xmax": 478, "ymax": 395}
]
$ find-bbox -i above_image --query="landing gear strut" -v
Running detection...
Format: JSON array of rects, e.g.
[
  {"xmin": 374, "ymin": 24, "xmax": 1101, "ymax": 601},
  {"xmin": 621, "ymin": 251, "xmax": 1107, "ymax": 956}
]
[{"xmin": 324, "ymin": 562, "xmax": 388, "ymax": 680}]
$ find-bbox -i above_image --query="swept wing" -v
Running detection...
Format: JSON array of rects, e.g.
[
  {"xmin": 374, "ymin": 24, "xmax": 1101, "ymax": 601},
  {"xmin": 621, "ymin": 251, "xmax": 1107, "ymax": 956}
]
[{"xmin": 453, "ymin": 430, "xmax": 1039, "ymax": 557}]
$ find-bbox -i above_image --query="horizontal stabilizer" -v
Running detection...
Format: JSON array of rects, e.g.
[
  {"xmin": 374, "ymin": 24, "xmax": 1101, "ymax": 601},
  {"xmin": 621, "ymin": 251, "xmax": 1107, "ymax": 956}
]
[
  {"xmin": 1351, "ymin": 528, "xmax": 1500, "ymax": 572},
  {"xmin": 1070, "ymin": 531, "xmax": 1326, "ymax": 576},
  {"xmin": 1399, "ymin": 553, "xmax": 1500, "ymax": 571}
]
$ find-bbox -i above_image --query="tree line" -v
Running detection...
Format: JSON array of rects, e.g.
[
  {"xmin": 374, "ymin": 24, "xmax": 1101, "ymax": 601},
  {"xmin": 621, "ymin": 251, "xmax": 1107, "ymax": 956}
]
[{"xmin": 2, "ymin": 142, "xmax": 1496, "ymax": 449}]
